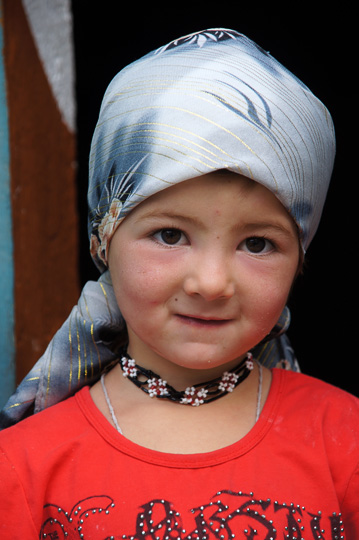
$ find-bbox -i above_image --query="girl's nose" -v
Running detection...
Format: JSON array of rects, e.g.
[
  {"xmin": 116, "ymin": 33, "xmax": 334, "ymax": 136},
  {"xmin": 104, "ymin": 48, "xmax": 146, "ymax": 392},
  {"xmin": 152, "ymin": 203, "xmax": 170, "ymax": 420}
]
[{"xmin": 183, "ymin": 251, "xmax": 235, "ymax": 301}]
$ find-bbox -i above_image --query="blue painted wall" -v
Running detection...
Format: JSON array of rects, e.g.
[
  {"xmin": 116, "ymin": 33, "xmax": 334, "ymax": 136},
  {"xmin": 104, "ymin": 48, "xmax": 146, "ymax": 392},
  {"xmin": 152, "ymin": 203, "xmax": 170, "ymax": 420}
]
[{"xmin": 0, "ymin": 3, "xmax": 15, "ymax": 408}]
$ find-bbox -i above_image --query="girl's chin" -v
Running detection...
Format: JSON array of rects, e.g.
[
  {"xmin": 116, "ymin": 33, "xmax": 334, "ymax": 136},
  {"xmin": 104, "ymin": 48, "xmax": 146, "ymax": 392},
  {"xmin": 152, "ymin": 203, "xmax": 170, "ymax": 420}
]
[
  {"xmin": 127, "ymin": 325, "xmax": 263, "ymax": 371},
  {"xmin": 147, "ymin": 345, "xmax": 249, "ymax": 373}
]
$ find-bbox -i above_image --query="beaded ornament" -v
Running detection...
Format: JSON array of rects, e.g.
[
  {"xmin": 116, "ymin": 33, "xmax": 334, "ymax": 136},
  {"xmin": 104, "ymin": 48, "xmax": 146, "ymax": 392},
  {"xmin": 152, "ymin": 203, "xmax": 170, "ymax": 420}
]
[{"xmin": 119, "ymin": 352, "xmax": 254, "ymax": 406}]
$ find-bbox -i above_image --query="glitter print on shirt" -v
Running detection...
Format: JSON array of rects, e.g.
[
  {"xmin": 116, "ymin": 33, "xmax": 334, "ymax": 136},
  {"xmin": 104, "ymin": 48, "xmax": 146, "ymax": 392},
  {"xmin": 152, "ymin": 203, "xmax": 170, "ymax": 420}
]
[{"xmin": 40, "ymin": 489, "xmax": 345, "ymax": 539}]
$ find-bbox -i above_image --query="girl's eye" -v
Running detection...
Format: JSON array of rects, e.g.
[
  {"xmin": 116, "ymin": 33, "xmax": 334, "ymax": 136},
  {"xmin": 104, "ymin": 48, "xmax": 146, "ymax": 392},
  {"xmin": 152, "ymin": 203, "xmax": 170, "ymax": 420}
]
[
  {"xmin": 152, "ymin": 228, "xmax": 186, "ymax": 246},
  {"xmin": 240, "ymin": 236, "xmax": 274, "ymax": 254}
]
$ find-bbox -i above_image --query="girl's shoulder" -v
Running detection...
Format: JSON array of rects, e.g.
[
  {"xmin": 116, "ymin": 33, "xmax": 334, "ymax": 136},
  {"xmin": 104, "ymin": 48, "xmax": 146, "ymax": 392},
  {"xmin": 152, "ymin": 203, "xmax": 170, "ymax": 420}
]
[
  {"xmin": 276, "ymin": 367, "xmax": 358, "ymax": 400},
  {"xmin": 0, "ymin": 387, "xmax": 91, "ymax": 457},
  {"xmin": 273, "ymin": 367, "xmax": 359, "ymax": 430}
]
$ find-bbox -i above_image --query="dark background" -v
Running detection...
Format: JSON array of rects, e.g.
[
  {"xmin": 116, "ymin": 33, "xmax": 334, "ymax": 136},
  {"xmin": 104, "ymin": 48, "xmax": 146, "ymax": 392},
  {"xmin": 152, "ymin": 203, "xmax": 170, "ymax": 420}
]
[{"xmin": 71, "ymin": 3, "xmax": 355, "ymax": 395}]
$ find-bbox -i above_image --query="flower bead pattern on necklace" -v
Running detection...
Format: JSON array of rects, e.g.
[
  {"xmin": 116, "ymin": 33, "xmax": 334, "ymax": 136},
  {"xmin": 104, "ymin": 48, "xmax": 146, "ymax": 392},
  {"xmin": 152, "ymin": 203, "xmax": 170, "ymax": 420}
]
[
  {"xmin": 246, "ymin": 355, "xmax": 254, "ymax": 371},
  {"xmin": 181, "ymin": 387, "xmax": 209, "ymax": 406},
  {"xmin": 218, "ymin": 372, "xmax": 240, "ymax": 393},
  {"xmin": 218, "ymin": 353, "xmax": 254, "ymax": 393},
  {"xmin": 121, "ymin": 357, "xmax": 138, "ymax": 378},
  {"xmin": 147, "ymin": 378, "xmax": 169, "ymax": 397}
]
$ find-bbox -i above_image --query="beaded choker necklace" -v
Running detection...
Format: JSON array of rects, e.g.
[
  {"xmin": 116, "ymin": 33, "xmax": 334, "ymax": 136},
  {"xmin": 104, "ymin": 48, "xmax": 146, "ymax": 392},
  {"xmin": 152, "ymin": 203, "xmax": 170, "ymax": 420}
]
[{"xmin": 118, "ymin": 351, "xmax": 254, "ymax": 407}]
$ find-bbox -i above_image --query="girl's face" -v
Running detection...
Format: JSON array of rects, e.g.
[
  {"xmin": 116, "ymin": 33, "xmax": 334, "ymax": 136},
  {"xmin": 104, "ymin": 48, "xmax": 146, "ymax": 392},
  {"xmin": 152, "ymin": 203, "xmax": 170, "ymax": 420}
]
[{"xmin": 108, "ymin": 172, "xmax": 299, "ymax": 374}]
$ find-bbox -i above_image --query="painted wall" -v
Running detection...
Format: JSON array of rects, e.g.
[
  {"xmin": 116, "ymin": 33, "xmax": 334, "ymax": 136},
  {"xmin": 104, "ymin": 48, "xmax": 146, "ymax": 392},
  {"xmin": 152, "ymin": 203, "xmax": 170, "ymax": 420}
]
[
  {"xmin": 0, "ymin": 0, "xmax": 79, "ymax": 406},
  {"xmin": 0, "ymin": 2, "xmax": 14, "ymax": 407}
]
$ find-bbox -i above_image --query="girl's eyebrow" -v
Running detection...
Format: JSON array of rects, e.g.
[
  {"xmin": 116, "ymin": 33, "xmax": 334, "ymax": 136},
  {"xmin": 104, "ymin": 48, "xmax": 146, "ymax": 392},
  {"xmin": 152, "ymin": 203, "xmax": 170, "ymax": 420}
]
[
  {"xmin": 134, "ymin": 211, "xmax": 204, "ymax": 227},
  {"xmin": 239, "ymin": 221, "xmax": 297, "ymax": 238},
  {"xmin": 136, "ymin": 211, "xmax": 296, "ymax": 237}
]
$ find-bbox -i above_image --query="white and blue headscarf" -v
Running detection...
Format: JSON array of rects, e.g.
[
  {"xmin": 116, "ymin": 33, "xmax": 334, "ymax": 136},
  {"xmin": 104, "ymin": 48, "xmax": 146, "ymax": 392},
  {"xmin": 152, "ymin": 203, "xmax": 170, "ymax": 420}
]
[{"xmin": 0, "ymin": 29, "xmax": 335, "ymax": 429}]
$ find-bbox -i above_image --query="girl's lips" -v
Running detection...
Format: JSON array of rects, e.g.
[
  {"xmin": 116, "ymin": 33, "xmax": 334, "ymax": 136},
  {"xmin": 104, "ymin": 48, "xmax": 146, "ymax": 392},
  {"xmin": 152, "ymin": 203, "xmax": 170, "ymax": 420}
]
[{"xmin": 176, "ymin": 314, "xmax": 232, "ymax": 326}]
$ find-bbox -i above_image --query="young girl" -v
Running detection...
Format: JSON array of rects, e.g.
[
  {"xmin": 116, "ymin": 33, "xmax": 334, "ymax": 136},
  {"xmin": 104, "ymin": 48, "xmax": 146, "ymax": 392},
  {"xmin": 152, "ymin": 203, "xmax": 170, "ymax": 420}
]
[{"xmin": 1, "ymin": 28, "xmax": 358, "ymax": 539}]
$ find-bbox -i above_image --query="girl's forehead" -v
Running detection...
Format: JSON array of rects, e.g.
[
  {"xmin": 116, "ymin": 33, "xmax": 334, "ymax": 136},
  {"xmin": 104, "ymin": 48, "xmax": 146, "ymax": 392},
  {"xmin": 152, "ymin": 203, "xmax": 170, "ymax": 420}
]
[
  {"xmin": 132, "ymin": 172, "xmax": 254, "ymax": 207},
  {"xmin": 123, "ymin": 172, "xmax": 297, "ymax": 232}
]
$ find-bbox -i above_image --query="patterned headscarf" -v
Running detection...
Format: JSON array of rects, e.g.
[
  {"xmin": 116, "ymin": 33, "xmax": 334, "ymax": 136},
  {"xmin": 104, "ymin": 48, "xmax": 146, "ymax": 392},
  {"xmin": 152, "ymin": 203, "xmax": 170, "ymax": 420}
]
[{"xmin": 0, "ymin": 29, "xmax": 335, "ymax": 429}]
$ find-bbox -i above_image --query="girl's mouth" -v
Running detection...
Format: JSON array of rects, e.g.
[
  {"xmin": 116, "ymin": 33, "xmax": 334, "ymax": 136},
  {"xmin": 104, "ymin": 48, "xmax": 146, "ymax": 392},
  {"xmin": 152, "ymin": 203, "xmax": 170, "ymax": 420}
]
[{"xmin": 176, "ymin": 314, "xmax": 232, "ymax": 326}]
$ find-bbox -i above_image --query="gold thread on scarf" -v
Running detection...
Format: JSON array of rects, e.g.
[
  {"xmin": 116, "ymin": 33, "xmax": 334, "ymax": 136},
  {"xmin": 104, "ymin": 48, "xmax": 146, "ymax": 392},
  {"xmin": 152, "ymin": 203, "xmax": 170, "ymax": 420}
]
[
  {"xmin": 83, "ymin": 291, "xmax": 104, "ymax": 373},
  {"xmin": 81, "ymin": 319, "xmax": 88, "ymax": 379},
  {"xmin": 5, "ymin": 399, "xmax": 34, "ymax": 410},
  {"xmin": 83, "ymin": 293, "xmax": 99, "ymax": 374},
  {"xmin": 112, "ymin": 105, "xmax": 271, "ymax": 174},
  {"xmin": 75, "ymin": 317, "xmax": 82, "ymax": 382},
  {"xmin": 99, "ymin": 282, "xmax": 113, "ymax": 324},
  {"xmin": 255, "ymin": 340, "xmax": 275, "ymax": 366}
]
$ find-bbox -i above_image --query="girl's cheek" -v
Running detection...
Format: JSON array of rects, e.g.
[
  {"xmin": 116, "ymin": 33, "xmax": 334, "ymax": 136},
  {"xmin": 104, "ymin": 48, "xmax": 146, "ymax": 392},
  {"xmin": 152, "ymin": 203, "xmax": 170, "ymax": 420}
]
[{"xmin": 239, "ymin": 252, "xmax": 298, "ymax": 286}]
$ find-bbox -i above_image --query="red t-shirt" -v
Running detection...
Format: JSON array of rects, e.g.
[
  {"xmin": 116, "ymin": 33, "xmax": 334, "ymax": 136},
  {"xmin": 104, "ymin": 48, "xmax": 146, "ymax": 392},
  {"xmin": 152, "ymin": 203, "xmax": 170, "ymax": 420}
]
[{"xmin": 0, "ymin": 369, "xmax": 358, "ymax": 539}]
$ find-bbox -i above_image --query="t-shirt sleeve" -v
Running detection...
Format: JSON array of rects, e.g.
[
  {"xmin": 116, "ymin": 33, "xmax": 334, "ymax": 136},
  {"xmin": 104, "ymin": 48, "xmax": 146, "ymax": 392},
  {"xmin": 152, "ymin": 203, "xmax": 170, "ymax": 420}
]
[{"xmin": 0, "ymin": 447, "xmax": 38, "ymax": 538}]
